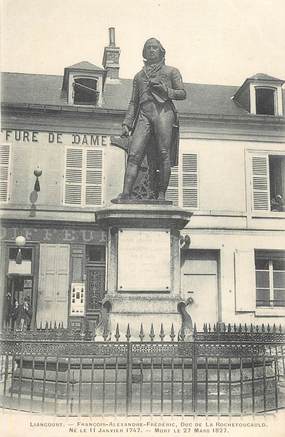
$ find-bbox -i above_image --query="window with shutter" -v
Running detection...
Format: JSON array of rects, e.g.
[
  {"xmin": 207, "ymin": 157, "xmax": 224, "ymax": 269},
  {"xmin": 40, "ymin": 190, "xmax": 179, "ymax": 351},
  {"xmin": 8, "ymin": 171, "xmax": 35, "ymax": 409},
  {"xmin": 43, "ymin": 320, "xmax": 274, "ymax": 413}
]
[
  {"xmin": 182, "ymin": 153, "xmax": 198, "ymax": 208},
  {"xmin": 0, "ymin": 144, "xmax": 11, "ymax": 203},
  {"xmin": 85, "ymin": 149, "xmax": 103, "ymax": 206},
  {"xmin": 166, "ymin": 165, "xmax": 178, "ymax": 205},
  {"xmin": 166, "ymin": 153, "xmax": 198, "ymax": 208},
  {"xmin": 251, "ymin": 155, "xmax": 270, "ymax": 211},
  {"xmin": 64, "ymin": 147, "xmax": 104, "ymax": 207},
  {"xmin": 64, "ymin": 148, "xmax": 83, "ymax": 206}
]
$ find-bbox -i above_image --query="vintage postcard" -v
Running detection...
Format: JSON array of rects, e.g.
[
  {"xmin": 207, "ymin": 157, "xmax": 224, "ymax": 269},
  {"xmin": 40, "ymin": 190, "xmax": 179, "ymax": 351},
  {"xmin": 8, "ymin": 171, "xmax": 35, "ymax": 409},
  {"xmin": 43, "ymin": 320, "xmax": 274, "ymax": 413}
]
[{"xmin": 1, "ymin": 0, "xmax": 285, "ymax": 436}]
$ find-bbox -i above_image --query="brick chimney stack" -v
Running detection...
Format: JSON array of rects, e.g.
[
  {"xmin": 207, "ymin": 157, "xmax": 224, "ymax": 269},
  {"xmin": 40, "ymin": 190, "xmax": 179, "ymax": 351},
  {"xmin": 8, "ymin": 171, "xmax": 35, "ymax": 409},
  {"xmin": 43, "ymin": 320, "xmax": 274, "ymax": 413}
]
[{"xmin": 102, "ymin": 27, "xmax": 121, "ymax": 79}]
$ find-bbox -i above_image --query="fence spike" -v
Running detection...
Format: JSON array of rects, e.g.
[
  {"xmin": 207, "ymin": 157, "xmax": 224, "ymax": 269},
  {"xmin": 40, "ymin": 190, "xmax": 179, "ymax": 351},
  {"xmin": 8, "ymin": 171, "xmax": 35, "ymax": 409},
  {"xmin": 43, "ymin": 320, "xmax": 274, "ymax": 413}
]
[
  {"xmin": 244, "ymin": 323, "xmax": 248, "ymax": 333},
  {"xmin": 159, "ymin": 324, "xmax": 165, "ymax": 341},
  {"xmin": 203, "ymin": 323, "xmax": 206, "ymax": 333},
  {"xmin": 256, "ymin": 325, "xmax": 259, "ymax": 333},
  {"xmin": 238, "ymin": 323, "xmax": 242, "ymax": 333},
  {"xmin": 261, "ymin": 324, "xmax": 265, "ymax": 333},
  {"xmin": 149, "ymin": 324, "xmax": 155, "ymax": 341},
  {"xmin": 250, "ymin": 323, "xmax": 253, "ymax": 333},
  {"xmin": 40, "ymin": 321, "xmax": 43, "ymax": 330},
  {"xmin": 279, "ymin": 324, "xmax": 282, "ymax": 333},
  {"xmin": 54, "ymin": 321, "xmax": 57, "ymax": 330},
  {"xmin": 103, "ymin": 326, "xmax": 109, "ymax": 341},
  {"xmin": 170, "ymin": 324, "xmax": 175, "ymax": 341},
  {"xmin": 228, "ymin": 324, "xmax": 231, "ymax": 333},
  {"xmin": 273, "ymin": 323, "xmax": 276, "ymax": 333},
  {"xmin": 49, "ymin": 321, "xmax": 52, "ymax": 330},
  {"xmin": 267, "ymin": 324, "xmax": 270, "ymax": 333},
  {"xmin": 208, "ymin": 324, "xmax": 211, "ymax": 333},
  {"xmin": 194, "ymin": 323, "xmax": 197, "ymax": 335},
  {"xmin": 233, "ymin": 324, "xmax": 237, "ymax": 333},
  {"xmin": 115, "ymin": 323, "xmax": 120, "ymax": 341},
  {"xmin": 126, "ymin": 324, "xmax": 131, "ymax": 341},
  {"xmin": 213, "ymin": 323, "xmax": 217, "ymax": 333},
  {"xmin": 179, "ymin": 330, "xmax": 185, "ymax": 342},
  {"xmin": 139, "ymin": 323, "xmax": 145, "ymax": 342},
  {"xmin": 45, "ymin": 321, "xmax": 49, "ymax": 330}
]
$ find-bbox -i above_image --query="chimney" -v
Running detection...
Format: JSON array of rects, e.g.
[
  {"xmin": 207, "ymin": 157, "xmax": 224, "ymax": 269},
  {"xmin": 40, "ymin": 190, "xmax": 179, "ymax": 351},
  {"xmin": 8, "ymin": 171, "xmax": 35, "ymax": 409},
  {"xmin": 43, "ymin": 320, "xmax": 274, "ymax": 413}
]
[{"xmin": 102, "ymin": 27, "xmax": 121, "ymax": 80}]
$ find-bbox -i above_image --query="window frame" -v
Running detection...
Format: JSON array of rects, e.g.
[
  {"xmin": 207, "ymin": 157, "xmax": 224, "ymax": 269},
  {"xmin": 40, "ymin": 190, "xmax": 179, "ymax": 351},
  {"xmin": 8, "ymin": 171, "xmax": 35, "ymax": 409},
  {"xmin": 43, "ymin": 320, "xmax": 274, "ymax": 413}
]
[
  {"xmin": 67, "ymin": 72, "xmax": 103, "ymax": 107},
  {"xmin": 72, "ymin": 76, "xmax": 99, "ymax": 106},
  {"xmin": 255, "ymin": 250, "xmax": 285, "ymax": 308},
  {"xmin": 249, "ymin": 82, "xmax": 283, "ymax": 116},
  {"xmin": 248, "ymin": 150, "xmax": 285, "ymax": 216}
]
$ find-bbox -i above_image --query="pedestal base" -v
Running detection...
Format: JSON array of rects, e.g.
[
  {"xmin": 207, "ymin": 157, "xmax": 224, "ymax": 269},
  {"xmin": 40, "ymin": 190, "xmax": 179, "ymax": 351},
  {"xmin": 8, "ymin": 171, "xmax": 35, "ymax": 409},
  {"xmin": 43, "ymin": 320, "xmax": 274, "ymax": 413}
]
[
  {"xmin": 104, "ymin": 295, "xmax": 182, "ymax": 340},
  {"xmin": 96, "ymin": 203, "xmax": 192, "ymax": 340}
]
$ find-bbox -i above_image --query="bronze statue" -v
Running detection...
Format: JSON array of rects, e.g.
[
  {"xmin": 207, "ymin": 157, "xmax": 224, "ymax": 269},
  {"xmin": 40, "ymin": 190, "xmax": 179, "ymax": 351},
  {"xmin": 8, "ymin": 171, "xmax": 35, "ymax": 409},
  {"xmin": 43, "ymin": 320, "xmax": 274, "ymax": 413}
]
[{"xmin": 112, "ymin": 38, "xmax": 186, "ymax": 202}]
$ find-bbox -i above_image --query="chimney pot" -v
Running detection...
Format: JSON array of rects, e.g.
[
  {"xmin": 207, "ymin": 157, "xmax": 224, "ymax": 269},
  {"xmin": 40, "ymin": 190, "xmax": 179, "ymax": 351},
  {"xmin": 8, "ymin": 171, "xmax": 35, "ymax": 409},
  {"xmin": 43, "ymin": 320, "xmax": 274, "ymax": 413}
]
[{"xmin": 109, "ymin": 27, "xmax": 116, "ymax": 46}]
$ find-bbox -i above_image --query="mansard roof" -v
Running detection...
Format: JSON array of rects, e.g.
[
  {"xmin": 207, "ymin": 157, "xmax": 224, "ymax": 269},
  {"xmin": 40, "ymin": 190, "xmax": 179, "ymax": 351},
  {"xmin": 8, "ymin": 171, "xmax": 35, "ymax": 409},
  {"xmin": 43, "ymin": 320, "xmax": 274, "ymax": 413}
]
[{"xmin": 1, "ymin": 70, "xmax": 284, "ymax": 117}]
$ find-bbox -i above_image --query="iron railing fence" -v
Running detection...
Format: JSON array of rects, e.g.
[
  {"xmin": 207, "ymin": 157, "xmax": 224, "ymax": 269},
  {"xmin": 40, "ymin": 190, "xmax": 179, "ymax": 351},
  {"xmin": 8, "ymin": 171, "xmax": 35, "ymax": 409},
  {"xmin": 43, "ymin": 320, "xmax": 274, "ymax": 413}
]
[{"xmin": 0, "ymin": 323, "xmax": 284, "ymax": 417}]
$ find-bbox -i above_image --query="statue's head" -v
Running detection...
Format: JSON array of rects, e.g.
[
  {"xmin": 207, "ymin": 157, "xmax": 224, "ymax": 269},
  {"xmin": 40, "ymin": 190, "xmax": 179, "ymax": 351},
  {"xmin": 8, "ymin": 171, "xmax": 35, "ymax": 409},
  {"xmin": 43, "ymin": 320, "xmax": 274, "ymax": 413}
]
[{"xmin": 142, "ymin": 38, "xmax": 165, "ymax": 63}]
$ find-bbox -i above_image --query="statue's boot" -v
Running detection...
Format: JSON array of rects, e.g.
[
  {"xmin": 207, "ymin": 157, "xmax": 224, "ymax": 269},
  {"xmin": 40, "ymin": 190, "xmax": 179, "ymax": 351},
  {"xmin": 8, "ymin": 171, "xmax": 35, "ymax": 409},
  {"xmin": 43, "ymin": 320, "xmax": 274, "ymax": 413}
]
[
  {"xmin": 111, "ymin": 162, "xmax": 138, "ymax": 203},
  {"xmin": 158, "ymin": 160, "xmax": 171, "ymax": 201}
]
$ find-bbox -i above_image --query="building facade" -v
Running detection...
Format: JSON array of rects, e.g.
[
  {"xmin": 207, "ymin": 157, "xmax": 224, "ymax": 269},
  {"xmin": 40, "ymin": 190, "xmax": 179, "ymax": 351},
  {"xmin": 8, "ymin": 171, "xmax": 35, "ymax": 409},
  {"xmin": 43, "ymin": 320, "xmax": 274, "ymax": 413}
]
[{"xmin": 1, "ymin": 29, "xmax": 285, "ymax": 330}]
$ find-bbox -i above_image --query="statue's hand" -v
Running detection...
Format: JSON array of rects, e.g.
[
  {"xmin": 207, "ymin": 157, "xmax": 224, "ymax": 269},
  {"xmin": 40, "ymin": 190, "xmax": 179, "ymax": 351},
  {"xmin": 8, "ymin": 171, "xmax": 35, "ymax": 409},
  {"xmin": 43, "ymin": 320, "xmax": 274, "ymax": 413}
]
[
  {"xmin": 149, "ymin": 80, "xmax": 168, "ymax": 97},
  {"xmin": 121, "ymin": 124, "xmax": 130, "ymax": 137}
]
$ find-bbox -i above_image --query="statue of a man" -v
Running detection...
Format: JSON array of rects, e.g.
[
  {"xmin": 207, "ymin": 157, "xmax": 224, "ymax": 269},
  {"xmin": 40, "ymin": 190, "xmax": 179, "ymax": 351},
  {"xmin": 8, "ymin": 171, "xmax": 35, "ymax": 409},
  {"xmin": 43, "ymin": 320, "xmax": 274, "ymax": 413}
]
[{"xmin": 113, "ymin": 38, "xmax": 186, "ymax": 202}]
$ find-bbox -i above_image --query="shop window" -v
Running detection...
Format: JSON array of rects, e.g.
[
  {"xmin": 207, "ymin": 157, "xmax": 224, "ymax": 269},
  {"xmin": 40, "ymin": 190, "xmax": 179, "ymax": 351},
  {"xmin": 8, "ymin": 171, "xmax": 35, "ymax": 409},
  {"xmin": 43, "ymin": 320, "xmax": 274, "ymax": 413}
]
[
  {"xmin": 64, "ymin": 146, "xmax": 104, "ymax": 207},
  {"xmin": 166, "ymin": 153, "xmax": 199, "ymax": 209},
  {"xmin": 8, "ymin": 248, "xmax": 32, "ymax": 275},
  {"xmin": 251, "ymin": 154, "xmax": 285, "ymax": 212},
  {"xmin": 73, "ymin": 77, "xmax": 99, "ymax": 105},
  {"xmin": 255, "ymin": 88, "xmax": 275, "ymax": 115},
  {"xmin": 255, "ymin": 251, "xmax": 285, "ymax": 307},
  {"xmin": 86, "ymin": 245, "xmax": 105, "ymax": 263}
]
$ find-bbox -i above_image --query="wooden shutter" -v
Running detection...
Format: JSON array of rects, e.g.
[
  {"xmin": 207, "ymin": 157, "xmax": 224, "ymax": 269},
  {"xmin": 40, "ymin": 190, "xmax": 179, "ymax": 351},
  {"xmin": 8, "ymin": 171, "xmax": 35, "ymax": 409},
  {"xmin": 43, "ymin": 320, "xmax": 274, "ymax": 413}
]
[
  {"xmin": 64, "ymin": 148, "xmax": 83, "ymax": 205},
  {"xmin": 251, "ymin": 155, "xmax": 270, "ymax": 211},
  {"xmin": 234, "ymin": 249, "xmax": 256, "ymax": 311},
  {"xmin": 182, "ymin": 153, "xmax": 198, "ymax": 208},
  {"xmin": 166, "ymin": 165, "xmax": 179, "ymax": 205},
  {"xmin": 0, "ymin": 144, "xmax": 11, "ymax": 202},
  {"xmin": 85, "ymin": 148, "xmax": 103, "ymax": 206},
  {"xmin": 37, "ymin": 244, "xmax": 69, "ymax": 327}
]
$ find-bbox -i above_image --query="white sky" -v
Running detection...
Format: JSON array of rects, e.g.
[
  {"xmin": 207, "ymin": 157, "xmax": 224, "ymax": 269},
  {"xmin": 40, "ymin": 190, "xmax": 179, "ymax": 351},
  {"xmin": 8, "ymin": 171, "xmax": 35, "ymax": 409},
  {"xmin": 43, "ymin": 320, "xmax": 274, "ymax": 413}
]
[{"xmin": 1, "ymin": 0, "xmax": 285, "ymax": 85}]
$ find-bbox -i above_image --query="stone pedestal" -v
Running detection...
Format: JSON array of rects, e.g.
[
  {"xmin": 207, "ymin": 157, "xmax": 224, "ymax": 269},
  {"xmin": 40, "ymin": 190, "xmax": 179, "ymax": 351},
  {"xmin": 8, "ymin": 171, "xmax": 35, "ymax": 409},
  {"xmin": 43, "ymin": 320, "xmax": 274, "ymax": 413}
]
[{"xmin": 96, "ymin": 203, "xmax": 192, "ymax": 339}]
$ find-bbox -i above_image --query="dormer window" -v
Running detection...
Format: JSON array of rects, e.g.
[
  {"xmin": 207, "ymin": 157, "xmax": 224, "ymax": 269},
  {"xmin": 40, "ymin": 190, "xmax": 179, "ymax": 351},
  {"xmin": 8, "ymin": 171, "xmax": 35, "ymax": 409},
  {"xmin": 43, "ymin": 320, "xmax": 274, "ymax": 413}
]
[
  {"xmin": 73, "ymin": 77, "xmax": 99, "ymax": 105},
  {"xmin": 62, "ymin": 61, "xmax": 106, "ymax": 107},
  {"xmin": 233, "ymin": 73, "xmax": 284, "ymax": 117},
  {"xmin": 255, "ymin": 87, "xmax": 275, "ymax": 115}
]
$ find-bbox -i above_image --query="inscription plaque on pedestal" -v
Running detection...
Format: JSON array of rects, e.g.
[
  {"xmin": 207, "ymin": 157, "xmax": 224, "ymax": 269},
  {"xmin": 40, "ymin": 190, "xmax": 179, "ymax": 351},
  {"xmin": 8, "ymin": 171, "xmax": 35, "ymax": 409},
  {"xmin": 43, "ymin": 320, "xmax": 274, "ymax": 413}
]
[{"xmin": 117, "ymin": 228, "xmax": 170, "ymax": 291}]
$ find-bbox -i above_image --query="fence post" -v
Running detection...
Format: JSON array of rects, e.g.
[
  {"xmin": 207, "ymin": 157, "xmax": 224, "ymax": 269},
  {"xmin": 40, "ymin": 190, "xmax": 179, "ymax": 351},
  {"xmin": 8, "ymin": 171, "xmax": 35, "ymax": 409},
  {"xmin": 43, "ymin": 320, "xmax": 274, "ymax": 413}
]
[
  {"xmin": 126, "ymin": 342, "xmax": 133, "ymax": 416},
  {"xmin": 192, "ymin": 326, "xmax": 197, "ymax": 414}
]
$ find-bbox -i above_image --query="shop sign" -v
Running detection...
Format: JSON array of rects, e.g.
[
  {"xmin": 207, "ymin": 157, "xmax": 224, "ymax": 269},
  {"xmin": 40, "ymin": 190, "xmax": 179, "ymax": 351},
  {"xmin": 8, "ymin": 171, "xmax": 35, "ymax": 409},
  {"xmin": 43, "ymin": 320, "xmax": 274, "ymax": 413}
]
[
  {"xmin": 1, "ymin": 129, "xmax": 110, "ymax": 147},
  {"xmin": 0, "ymin": 226, "xmax": 106, "ymax": 244}
]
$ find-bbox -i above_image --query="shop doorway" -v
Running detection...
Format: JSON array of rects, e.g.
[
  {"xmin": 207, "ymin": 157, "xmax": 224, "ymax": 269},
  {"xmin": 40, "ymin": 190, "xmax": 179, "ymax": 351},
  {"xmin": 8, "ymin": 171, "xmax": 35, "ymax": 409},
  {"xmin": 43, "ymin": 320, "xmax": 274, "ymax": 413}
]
[
  {"xmin": 4, "ymin": 276, "xmax": 34, "ymax": 329},
  {"xmin": 181, "ymin": 250, "xmax": 219, "ymax": 329},
  {"xmin": 3, "ymin": 246, "xmax": 35, "ymax": 330}
]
